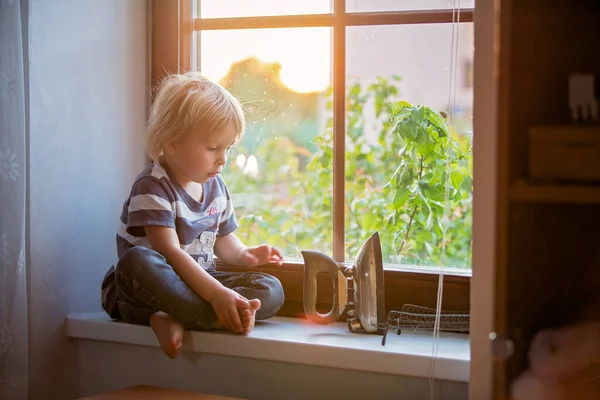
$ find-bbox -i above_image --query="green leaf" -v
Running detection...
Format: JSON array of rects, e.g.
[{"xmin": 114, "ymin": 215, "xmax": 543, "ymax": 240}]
[
  {"xmin": 462, "ymin": 175, "xmax": 473, "ymax": 191},
  {"xmin": 361, "ymin": 212, "xmax": 379, "ymax": 231},
  {"xmin": 418, "ymin": 190, "xmax": 433, "ymax": 228},
  {"xmin": 418, "ymin": 229, "xmax": 434, "ymax": 242},
  {"xmin": 319, "ymin": 151, "xmax": 331, "ymax": 168},
  {"xmin": 450, "ymin": 171, "xmax": 464, "ymax": 191},
  {"xmin": 393, "ymin": 188, "xmax": 410, "ymax": 208},
  {"xmin": 425, "ymin": 108, "xmax": 448, "ymax": 131},
  {"xmin": 427, "ymin": 184, "xmax": 447, "ymax": 202},
  {"xmin": 467, "ymin": 155, "xmax": 474, "ymax": 177},
  {"xmin": 392, "ymin": 101, "xmax": 413, "ymax": 115},
  {"xmin": 387, "ymin": 211, "xmax": 397, "ymax": 228},
  {"xmin": 396, "ymin": 119, "xmax": 417, "ymax": 141},
  {"xmin": 411, "ymin": 106, "xmax": 425, "ymax": 125},
  {"xmin": 424, "ymin": 242, "xmax": 434, "ymax": 256},
  {"xmin": 347, "ymin": 160, "xmax": 356, "ymax": 177},
  {"xmin": 416, "ymin": 129, "xmax": 435, "ymax": 157},
  {"xmin": 393, "ymin": 162, "xmax": 414, "ymax": 189},
  {"xmin": 387, "ymin": 162, "xmax": 403, "ymax": 187}
]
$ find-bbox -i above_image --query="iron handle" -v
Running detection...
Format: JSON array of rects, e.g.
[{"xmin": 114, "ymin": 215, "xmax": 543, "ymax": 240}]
[{"xmin": 301, "ymin": 250, "xmax": 347, "ymax": 325}]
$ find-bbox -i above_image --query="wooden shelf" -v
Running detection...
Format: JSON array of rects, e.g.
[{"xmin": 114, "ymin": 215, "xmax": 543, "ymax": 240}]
[{"xmin": 510, "ymin": 180, "xmax": 600, "ymax": 204}]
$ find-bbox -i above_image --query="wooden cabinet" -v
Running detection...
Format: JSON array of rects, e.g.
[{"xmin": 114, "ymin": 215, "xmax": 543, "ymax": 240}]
[
  {"xmin": 493, "ymin": 1, "xmax": 600, "ymax": 398},
  {"xmin": 528, "ymin": 125, "xmax": 600, "ymax": 182}
]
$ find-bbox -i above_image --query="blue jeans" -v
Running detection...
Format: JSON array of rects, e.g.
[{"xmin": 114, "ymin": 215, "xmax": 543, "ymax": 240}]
[{"xmin": 101, "ymin": 246, "xmax": 285, "ymax": 331}]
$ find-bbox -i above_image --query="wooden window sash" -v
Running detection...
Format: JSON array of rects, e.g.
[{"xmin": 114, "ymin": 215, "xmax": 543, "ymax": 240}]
[{"xmin": 193, "ymin": 9, "xmax": 473, "ymax": 31}]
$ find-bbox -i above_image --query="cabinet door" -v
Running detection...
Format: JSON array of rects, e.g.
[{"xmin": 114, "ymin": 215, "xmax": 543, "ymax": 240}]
[{"xmin": 488, "ymin": 1, "xmax": 600, "ymax": 398}]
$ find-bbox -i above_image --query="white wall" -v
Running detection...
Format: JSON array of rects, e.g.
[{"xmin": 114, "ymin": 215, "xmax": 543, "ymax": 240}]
[
  {"xmin": 27, "ymin": 0, "xmax": 148, "ymax": 398},
  {"xmin": 76, "ymin": 340, "xmax": 468, "ymax": 400}
]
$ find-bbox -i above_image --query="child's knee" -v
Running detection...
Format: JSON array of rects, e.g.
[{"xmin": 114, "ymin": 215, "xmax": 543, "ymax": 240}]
[
  {"xmin": 256, "ymin": 274, "xmax": 285, "ymax": 317},
  {"xmin": 263, "ymin": 273, "xmax": 284, "ymax": 298},
  {"xmin": 115, "ymin": 246, "xmax": 160, "ymax": 284}
]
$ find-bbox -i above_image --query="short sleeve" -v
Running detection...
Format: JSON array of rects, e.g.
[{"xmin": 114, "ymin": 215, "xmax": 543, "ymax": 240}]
[
  {"xmin": 216, "ymin": 176, "xmax": 238, "ymax": 237},
  {"xmin": 125, "ymin": 176, "xmax": 176, "ymax": 236}
]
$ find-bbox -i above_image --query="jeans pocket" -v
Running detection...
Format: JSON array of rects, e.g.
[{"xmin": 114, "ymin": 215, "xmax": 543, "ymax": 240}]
[{"xmin": 117, "ymin": 300, "xmax": 154, "ymax": 326}]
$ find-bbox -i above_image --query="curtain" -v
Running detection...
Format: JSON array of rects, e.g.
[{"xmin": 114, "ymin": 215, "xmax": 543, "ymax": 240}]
[{"xmin": 0, "ymin": 0, "xmax": 29, "ymax": 398}]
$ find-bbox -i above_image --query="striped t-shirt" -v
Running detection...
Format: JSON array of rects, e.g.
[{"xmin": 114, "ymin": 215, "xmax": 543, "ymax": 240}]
[{"xmin": 116, "ymin": 162, "xmax": 237, "ymax": 271}]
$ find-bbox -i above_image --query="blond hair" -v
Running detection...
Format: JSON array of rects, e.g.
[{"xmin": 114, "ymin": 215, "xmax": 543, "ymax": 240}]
[{"xmin": 146, "ymin": 72, "xmax": 246, "ymax": 161}]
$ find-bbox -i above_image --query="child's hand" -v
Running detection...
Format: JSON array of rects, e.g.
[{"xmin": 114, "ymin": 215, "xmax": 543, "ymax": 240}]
[
  {"xmin": 210, "ymin": 287, "xmax": 250, "ymax": 333},
  {"xmin": 238, "ymin": 244, "xmax": 283, "ymax": 267}
]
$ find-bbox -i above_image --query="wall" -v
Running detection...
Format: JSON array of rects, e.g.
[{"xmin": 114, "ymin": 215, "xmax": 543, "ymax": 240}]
[
  {"xmin": 27, "ymin": 0, "xmax": 148, "ymax": 398},
  {"xmin": 76, "ymin": 340, "xmax": 468, "ymax": 400}
]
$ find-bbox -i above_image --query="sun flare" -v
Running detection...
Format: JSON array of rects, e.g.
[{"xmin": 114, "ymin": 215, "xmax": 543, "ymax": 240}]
[{"xmin": 199, "ymin": 0, "xmax": 332, "ymax": 93}]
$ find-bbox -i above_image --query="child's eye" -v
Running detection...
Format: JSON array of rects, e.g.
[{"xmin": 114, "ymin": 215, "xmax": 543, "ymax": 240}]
[
  {"xmin": 226, "ymin": 146, "xmax": 232, "ymax": 152},
  {"xmin": 208, "ymin": 147, "xmax": 218, "ymax": 152}
]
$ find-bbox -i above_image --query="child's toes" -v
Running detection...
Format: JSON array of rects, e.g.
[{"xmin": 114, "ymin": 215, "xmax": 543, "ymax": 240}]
[
  {"xmin": 249, "ymin": 298, "xmax": 261, "ymax": 310},
  {"xmin": 241, "ymin": 308, "xmax": 252, "ymax": 316},
  {"xmin": 241, "ymin": 313, "xmax": 252, "ymax": 325}
]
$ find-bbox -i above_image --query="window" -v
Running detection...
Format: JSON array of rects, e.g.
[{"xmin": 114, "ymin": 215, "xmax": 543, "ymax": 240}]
[
  {"xmin": 152, "ymin": 0, "xmax": 474, "ymax": 318},
  {"xmin": 199, "ymin": 27, "xmax": 334, "ymax": 258}
]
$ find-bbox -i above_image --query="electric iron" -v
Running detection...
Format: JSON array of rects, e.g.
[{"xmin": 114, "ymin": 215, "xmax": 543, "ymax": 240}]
[{"xmin": 301, "ymin": 232, "xmax": 386, "ymax": 334}]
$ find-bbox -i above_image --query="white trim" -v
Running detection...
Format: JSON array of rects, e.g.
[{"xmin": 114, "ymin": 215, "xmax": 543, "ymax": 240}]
[{"xmin": 66, "ymin": 312, "xmax": 470, "ymax": 382}]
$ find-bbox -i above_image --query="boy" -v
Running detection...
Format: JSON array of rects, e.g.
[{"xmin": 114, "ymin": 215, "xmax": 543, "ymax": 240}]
[{"xmin": 101, "ymin": 72, "xmax": 285, "ymax": 359}]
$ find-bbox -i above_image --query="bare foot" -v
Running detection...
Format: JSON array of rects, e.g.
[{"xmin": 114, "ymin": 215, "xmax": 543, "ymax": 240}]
[
  {"xmin": 212, "ymin": 318, "xmax": 226, "ymax": 331},
  {"xmin": 211, "ymin": 299, "xmax": 261, "ymax": 334},
  {"xmin": 149, "ymin": 311, "xmax": 184, "ymax": 359},
  {"xmin": 241, "ymin": 299, "xmax": 261, "ymax": 335}
]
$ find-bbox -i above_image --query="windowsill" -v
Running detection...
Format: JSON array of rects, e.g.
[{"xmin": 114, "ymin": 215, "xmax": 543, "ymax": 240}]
[{"xmin": 66, "ymin": 312, "xmax": 470, "ymax": 382}]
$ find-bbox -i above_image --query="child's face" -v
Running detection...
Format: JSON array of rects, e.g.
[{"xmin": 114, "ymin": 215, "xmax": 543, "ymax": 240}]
[{"xmin": 165, "ymin": 121, "xmax": 238, "ymax": 184}]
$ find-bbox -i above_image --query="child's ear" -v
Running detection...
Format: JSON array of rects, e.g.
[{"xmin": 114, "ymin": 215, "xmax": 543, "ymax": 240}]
[{"xmin": 163, "ymin": 139, "xmax": 177, "ymax": 155}]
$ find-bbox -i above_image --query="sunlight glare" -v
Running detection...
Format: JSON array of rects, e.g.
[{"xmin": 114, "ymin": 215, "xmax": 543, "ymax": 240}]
[
  {"xmin": 201, "ymin": 0, "xmax": 331, "ymax": 19},
  {"xmin": 199, "ymin": 1, "xmax": 332, "ymax": 93}
]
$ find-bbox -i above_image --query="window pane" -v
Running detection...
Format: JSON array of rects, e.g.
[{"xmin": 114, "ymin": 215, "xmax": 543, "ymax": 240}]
[
  {"xmin": 345, "ymin": 23, "xmax": 474, "ymax": 269},
  {"xmin": 199, "ymin": 28, "xmax": 334, "ymax": 260},
  {"xmin": 200, "ymin": 0, "xmax": 332, "ymax": 19},
  {"xmin": 347, "ymin": 0, "xmax": 474, "ymax": 12}
]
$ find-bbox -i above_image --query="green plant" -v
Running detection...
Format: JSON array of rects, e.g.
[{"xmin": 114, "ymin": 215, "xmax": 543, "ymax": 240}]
[
  {"xmin": 383, "ymin": 101, "xmax": 472, "ymax": 266},
  {"xmin": 222, "ymin": 75, "xmax": 473, "ymax": 268}
]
